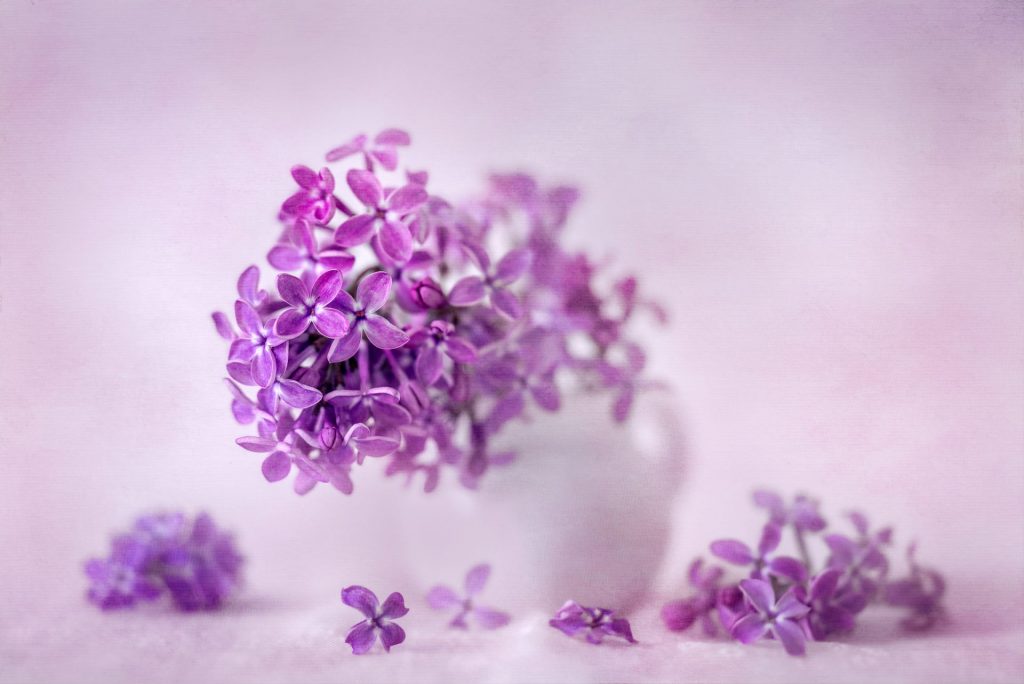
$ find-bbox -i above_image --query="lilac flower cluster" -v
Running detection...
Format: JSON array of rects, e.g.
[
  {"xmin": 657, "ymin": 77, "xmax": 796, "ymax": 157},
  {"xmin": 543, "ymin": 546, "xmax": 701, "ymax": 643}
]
[
  {"xmin": 214, "ymin": 129, "xmax": 663, "ymax": 495},
  {"xmin": 340, "ymin": 564, "xmax": 636, "ymax": 654},
  {"xmin": 84, "ymin": 512, "xmax": 243, "ymax": 612},
  {"xmin": 661, "ymin": 490, "xmax": 946, "ymax": 655}
]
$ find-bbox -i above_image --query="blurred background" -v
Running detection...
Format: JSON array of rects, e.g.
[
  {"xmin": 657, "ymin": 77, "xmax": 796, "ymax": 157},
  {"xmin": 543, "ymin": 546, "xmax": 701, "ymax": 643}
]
[{"xmin": 1, "ymin": 0, "xmax": 1021, "ymax": 667}]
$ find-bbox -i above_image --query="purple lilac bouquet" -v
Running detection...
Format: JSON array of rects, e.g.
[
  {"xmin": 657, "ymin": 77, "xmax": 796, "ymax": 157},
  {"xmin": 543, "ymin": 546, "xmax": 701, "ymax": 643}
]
[
  {"xmin": 213, "ymin": 128, "xmax": 663, "ymax": 495},
  {"xmin": 84, "ymin": 511, "xmax": 243, "ymax": 612},
  {"xmin": 661, "ymin": 490, "xmax": 946, "ymax": 656}
]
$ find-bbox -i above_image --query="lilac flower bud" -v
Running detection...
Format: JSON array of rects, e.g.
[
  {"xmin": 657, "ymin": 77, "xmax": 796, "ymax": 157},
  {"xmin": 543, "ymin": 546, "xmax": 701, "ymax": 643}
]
[{"xmin": 411, "ymin": 277, "xmax": 446, "ymax": 309}]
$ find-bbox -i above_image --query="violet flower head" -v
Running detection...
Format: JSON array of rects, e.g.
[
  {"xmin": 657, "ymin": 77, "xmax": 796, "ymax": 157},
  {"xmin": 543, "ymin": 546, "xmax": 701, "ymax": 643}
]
[
  {"xmin": 213, "ymin": 129, "xmax": 663, "ymax": 496},
  {"xmin": 84, "ymin": 511, "xmax": 243, "ymax": 612},
  {"xmin": 661, "ymin": 558, "xmax": 724, "ymax": 635},
  {"xmin": 549, "ymin": 601, "xmax": 637, "ymax": 645},
  {"xmin": 341, "ymin": 586, "xmax": 409, "ymax": 654},
  {"xmin": 730, "ymin": 579, "xmax": 811, "ymax": 656},
  {"xmin": 426, "ymin": 563, "xmax": 510, "ymax": 630}
]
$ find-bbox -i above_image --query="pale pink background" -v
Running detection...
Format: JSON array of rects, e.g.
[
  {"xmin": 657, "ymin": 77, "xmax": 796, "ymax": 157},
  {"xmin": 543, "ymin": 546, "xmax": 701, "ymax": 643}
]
[{"xmin": 1, "ymin": 1, "xmax": 1022, "ymax": 682}]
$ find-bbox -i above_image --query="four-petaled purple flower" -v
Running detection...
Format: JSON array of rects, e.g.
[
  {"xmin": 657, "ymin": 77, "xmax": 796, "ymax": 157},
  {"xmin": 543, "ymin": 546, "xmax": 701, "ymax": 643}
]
[
  {"xmin": 883, "ymin": 543, "xmax": 946, "ymax": 631},
  {"xmin": 230, "ymin": 299, "xmax": 282, "ymax": 388},
  {"xmin": 328, "ymin": 271, "xmax": 409, "ymax": 362},
  {"xmin": 341, "ymin": 585, "xmax": 409, "ymax": 654},
  {"xmin": 549, "ymin": 600, "xmax": 637, "ymax": 645},
  {"xmin": 282, "ymin": 165, "xmax": 337, "ymax": 223},
  {"xmin": 268, "ymin": 218, "xmax": 355, "ymax": 274},
  {"xmin": 326, "ymin": 128, "xmax": 411, "ymax": 172},
  {"xmin": 448, "ymin": 245, "xmax": 532, "ymax": 319},
  {"xmin": 711, "ymin": 522, "xmax": 806, "ymax": 583},
  {"xmin": 425, "ymin": 563, "xmax": 511, "ymax": 630},
  {"xmin": 661, "ymin": 558, "xmax": 725, "ymax": 635},
  {"xmin": 274, "ymin": 270, "xmax": 349, "ymax": 340},
  {"xmin": 335, "ymin": 169, "xmax": 428, "ymax": 263},
  {"xmin": 730, "ymin": 579, "xmax": 811, "ymax": 656}
]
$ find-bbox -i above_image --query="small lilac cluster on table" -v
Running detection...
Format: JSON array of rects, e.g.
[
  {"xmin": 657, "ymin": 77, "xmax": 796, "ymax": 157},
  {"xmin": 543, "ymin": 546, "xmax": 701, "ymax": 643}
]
[
  {"xmin": 84, "ymin": 512, "xmax": 243, "ymax": 612},
  {"xmin": 213, "ymin": 128, "xmax": 663, "ymax": 496},
  {"xmin": 660, "ymin": 490, "xmax": 947, "ymax": 655}
]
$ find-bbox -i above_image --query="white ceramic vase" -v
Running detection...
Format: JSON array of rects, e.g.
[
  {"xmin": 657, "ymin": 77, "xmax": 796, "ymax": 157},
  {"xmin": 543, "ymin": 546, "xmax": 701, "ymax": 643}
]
[{"xmin": 392, "ymin": 389, "xmax": 685, "ymax": 613}]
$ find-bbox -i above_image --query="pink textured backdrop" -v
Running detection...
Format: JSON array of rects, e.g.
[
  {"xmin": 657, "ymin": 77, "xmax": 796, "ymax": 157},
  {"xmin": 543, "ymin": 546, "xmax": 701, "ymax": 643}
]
[{"xmin": 1, "ymin": 1, "xmax": 1021, "ymax": 682}]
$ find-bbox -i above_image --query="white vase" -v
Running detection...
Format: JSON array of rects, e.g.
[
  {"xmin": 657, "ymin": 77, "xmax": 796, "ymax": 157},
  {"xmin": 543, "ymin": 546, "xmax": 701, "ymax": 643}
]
[{"xmin": 392, "ymin": 389, "xmax": 685, "ymax": 614}]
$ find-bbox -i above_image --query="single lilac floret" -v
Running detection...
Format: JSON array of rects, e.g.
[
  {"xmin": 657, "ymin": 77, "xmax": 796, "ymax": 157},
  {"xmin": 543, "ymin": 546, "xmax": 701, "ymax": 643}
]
[
  {"xmin": 426, "ymin": 563, "xmax": 510, "ymax": 630},
  {"xmin": 341, "ymin": 585, "xmax": 409, "ymax": 654},
  {"xmin": 549, "ymin": 600, "xmax": 637, "ymax": 645}
]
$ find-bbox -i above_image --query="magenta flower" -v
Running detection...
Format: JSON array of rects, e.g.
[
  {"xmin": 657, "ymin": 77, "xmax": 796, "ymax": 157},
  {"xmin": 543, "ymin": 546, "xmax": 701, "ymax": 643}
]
[
  {"xmin": 273, "ymin": 270, "xmax": 349, "ymax": 340},
  {"xmin": 282, "ymin": 165, "xmax": 337, "ymax": 223},
  {"xmin": 229, "ymin": 300, "xmax": 283, "ymax": 388},
  {"xmin": 410, "ymin": 320, "xmax": 478, "ymax": 386},
  {"xmin": 710, "ymin": 523, "xmax": 785, "ymax": 578},
  {"xmin": 268, "ymin": 218, "xmax": 355, "ymax": 274},
  {"xmin": 549, "ymin": 601, "xmax": 637, "ymax": 645},
  {"xmin": 341, "ymin": 586, "xmax": 409, "ymax": 654},
  {"xmin": 328, "ymin": 272, "xmax": 409, "ymax": 362},
  {"xmin": 754, "ymin": 490, "xmax": 827, "ymax": 532},
  {"xmin": 448, "ymin": 246, "xmax": 531, "ymax": 319},
  {"xmin": 730, "ymin": 579, "xmax": 810, "ymax": 656},
  {"xmin": 85, "ymin": 512, "xmax": 243, "ymax": 612},
  {"xmin": 335, "ymin": 169, "xmax": 427, "ymax": 263},
  {"xmin": 661, "ymin": 558, "xmax": 725, "ymax": 635},
  {"xmin": 326, "ymin": 128, "xmax": 411, "ymax": 172},
  {"xmin": 426, "ymin": 563, "xmax": 510, "ymax": 630}
]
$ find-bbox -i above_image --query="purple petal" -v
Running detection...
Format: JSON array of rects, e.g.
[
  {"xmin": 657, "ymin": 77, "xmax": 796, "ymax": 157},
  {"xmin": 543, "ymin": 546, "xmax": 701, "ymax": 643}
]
[
  {"xmin": 810, "ymin": 568, "xmax": 842, "ymax": 602},
  {"xmin": 311, "ymin": 269, "xmax": 343, "ymax": 304},
  {"xmin": 730, "ymin": 613, "xmax": 769, "ymax": 644},
  {"xmin": 379, "ymin": 220, "xmax": 413, "ymax": 262},
  {"xmin": 357, "ymin": 271, "xmax": 392, "ymax": 312},
  {"xmin": 212, "ymin": 311, "xmax": 234, "ymax": 340},
  {"xmin": 775, "ymin": 589, "xmax": 810, "ymax": 620},
  {"xmin": 773, "ymin": 619, "xmax": 807, "ymax": 656},
  {"xmin": 604, "ymin": 618, "xmax": 637, "ymax": 644},
  {"xmin": 442, "ymin": 337, "xmax": 477, "ymax": 364},
  {"xmin": 387, "ymin": 185, "xmax": 428, "ymax": 215},
  {"xmin": 758, "ymin": 523, "xmax": 782, "ymax": 555},
  {"xmin": 313, "ymin": 308, "xmax": 349, "ymax": 338},
  {"xmin": 234, "ymin": 300, "xmax": 261, "ymax": 335},
  {"xmin": 825, "ymin": 534, "xmax": 858, "ymax": 567},
  {"xmin": 334, "ymin": 214, "xmax": 376, "ymax": 247},
  {"xmin": 491, "ymin": 288, "xmax": 522, "ymax": 319},
  {"xmin": 473, "ymin": 607, "xmax": 511, "ymax": 630},
  {"xmin": 415, "ymin": 346, "xmax": 443, "ymax": 385},
  {"xmin": 710, "ymin": 539, "xmax": 754, "ymax": 566},
  {"xmin": 464, "ymin": 564, "xmax": 491, "ymax": 596},
  {"xmin": 661, "ymin": 598, "xmax": 700, "ymax": 631},
  {"xmin": 328, "ymin": 327, "xmax": 362, "ymax": 363},
  {"xmin": 261, "ymin": 451, "xmax": 291, "ymax": 482},
  {"xmin": 341, "ymin": 585, "xmax": 380, "ymax": 618},
  {"xmin": 226, "ymin": 361, "xmax": 254, "ymax": 385},
  {"xmin": 379, "ymin": 622, "xmax": 406, "ymax": 652},
  {"xmin": 370, "ymin": 147, "xmax": 398, "ymax": 171},
  {"xmin": 448, "ymin": 276, "xmax": 486, "ymax": 306},
  {"xmin": 529, "ymin": 380, "xmax": 561, "ymax": 411},
  {"xmin": 768, "ymin": 556, "xmax": 808, "ymax": 584},
  {"xmin": 379, "ymin": 592, "xmax": 409, "ymax": 619},
  {"xmin": 319, "ymin": 249, "xmax": 356, "ymax": 272},
  {"xmin": 237, "ymin": 265, "xmax": 261, "ymax": 303},
  {"xmin": 267, "ymin": 244, "xmax": 304, "ymax": 271},
  {"xmin": 345, "ymin": 621, "xmax": 377, "ymax": 655},
  {"xmin": 364, "ymin": 315, "xmax": 409, "ymax": 350},
  {"xmin": 276, "ymin": 274, "xmax": 308, "ymax": 307},
  {"xmin": 235, "ymin": 436, "xmax": 276, "ymax": 452},
  {"xmin": 274, "ymin": 308, "xmax": 310, "ymax": 340},
  {"xmin": 346, "ymin": 169, "xmax": 383, "ymax": 207},
  {"xmin": 353, "ymin": 435, "xmax": 400, "ymax": 458},
  {"xmin": 375, "ymin": 128, "xmax": 411, "ymax": 146},
  {"xmin": 494, "ymin": 248, "xmax": 532, "ymax": 284},
  {"xmin": 250, "ymin": 348, "xmax": 276, "ymax": 388},
  {"xmin": 229, "ymin": 338, "xmax": 256, "ymax": 361},
  {"xmin": 291, "ymin": 164, "xmax": 317, "ymax": 189},
  {"xmin": 325, "ymin": 134, "xmax": 367, "ymax": 162},
  {"xmin": 425, "ymin": 585, "xmax": 461, "ymax": 610},
  {"xmin": 277, "ymin": 379, "xmax": 322, "ymax": 409},
  {"xmin": 739, "ymin": 578, "xmax": 776, "ymax": 614}
]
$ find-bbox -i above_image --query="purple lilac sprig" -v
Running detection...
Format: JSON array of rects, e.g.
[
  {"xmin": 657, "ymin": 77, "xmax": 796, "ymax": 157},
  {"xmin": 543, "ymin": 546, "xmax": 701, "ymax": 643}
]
[
  {"xmin": 661, "ymin": 490, "xmax": 947, "ymax": 656},
  {"xmin": 213, "ymin": 129, "xmax": 664, "ymax": 496},
  {"xmin": 549, "ymin": 600, "xmax": 637, "ymax": 645},
  {"xmin": 426, "ymin": 563, "xmax": 511, "ymax": 629},
  {"xmin": 84, "ymin": 512, "xmax": 243, "ymax": 612}
]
